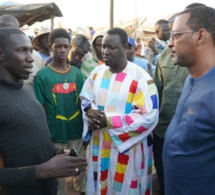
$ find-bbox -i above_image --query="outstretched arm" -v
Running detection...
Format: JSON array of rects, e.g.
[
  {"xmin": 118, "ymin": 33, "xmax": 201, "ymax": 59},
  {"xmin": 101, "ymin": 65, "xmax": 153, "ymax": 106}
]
[{"xmin": 0, "ymin": 151, "xmax": 87, "ymax": 186}]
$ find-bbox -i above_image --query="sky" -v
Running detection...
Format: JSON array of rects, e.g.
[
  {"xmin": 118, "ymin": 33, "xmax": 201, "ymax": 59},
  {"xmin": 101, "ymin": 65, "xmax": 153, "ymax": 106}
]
[{"xmin": 1, "ymin": 0, "xmax": 215, "ymax": 31}]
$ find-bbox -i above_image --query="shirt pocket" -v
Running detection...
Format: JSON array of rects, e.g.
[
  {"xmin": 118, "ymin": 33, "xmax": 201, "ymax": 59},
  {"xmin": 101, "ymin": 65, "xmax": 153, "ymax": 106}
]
[
  {"xmin": 162, "ymin": 63, "xmax": 176, "ymax": 82},
  {"xmin": 174, "ymin": 121, "xmax": 203, "ymax": 153}
]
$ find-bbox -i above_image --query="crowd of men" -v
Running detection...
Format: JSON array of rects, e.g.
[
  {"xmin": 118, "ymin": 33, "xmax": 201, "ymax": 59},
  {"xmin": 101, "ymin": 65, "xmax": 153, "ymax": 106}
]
[{"xmin": 0, "ymin": 2, "xmax": 215, "ymax": 195}]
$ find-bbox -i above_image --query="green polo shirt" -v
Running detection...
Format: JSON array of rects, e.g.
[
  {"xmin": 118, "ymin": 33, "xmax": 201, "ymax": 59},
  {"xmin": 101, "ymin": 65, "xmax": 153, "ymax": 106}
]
[{"xmin": 34, "ymin": 65, "xmax": 84, "ymax": 143}]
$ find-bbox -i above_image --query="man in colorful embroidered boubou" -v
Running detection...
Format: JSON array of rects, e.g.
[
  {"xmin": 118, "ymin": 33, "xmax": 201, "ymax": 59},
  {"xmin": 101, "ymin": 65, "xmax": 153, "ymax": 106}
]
[{"xmin": 80, "ymin": 27, "xmax": 159, "ymax": 195}]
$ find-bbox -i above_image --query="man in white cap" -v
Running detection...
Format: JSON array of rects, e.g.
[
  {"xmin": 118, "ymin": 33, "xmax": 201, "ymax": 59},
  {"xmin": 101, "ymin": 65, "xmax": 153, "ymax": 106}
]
[{"xmin": 32, "ymin": 28, "xmax": 51, "ymax": 61}]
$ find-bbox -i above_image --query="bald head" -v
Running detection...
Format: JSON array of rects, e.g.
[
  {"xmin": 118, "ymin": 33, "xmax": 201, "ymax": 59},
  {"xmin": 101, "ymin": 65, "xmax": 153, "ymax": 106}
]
[{"xmin": 0, "ymin": 14, "xmax": 19, "ymax": 28}]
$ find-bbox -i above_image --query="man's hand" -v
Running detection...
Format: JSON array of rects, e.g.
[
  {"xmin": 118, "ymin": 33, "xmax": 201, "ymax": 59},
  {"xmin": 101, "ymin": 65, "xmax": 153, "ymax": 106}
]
[
  {"xmin": 35, "ymin": 151, "xmax": 87, "ymax": 179},
  {"xmin": 147, "ymin": 38, "xmax": 158, "ymax": 54},
  {"xmin": 87, "ymin": 109, "xmax": 107, "ymax": 130}
]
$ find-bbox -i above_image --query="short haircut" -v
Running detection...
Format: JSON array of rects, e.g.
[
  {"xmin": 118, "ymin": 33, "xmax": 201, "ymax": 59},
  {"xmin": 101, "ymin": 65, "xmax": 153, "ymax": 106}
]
[
  {"xmin": 106, "ymin": 27, "xmax": 128, "ymax": 46},
  {"xmin": 0, "ymin": 27, "xmax": 24, "ymax": 51},
  {"xmin": 0, "ymin": 14, "xmax": 19, "ymax": 28},
  {"xmin": 180, "ymin": 6, "xmax": 215, "ymax": 45},
  {"xmin": 155, "ymin": 19, "xmax": 169, "ymax": 28},
  {"xmin": 48, "ymin": 28, "xmax": 71, "ymax": 46},
  {"xmin": 185, "ymin": 3, "xmax": 206, "ymax": 9}
]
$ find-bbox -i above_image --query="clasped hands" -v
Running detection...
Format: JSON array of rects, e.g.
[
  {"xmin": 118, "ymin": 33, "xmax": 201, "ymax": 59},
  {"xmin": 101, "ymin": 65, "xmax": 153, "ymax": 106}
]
[{"xmin": 86, "ymin": 108, "xmax": 107, "ymax": 130}]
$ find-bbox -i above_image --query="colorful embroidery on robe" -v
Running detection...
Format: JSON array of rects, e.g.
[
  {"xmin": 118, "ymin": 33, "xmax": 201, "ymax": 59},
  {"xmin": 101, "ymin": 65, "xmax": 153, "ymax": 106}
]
[{"xmin": 80, "ymin": 61, "xmax": 159, "ymax": 194}]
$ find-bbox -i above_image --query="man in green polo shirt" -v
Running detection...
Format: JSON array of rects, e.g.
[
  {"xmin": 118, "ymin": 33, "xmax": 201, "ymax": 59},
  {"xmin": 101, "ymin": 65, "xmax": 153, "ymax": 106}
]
[{"xmin": 34, "ymin": 28, "xmax": 86, "ymax": 195}]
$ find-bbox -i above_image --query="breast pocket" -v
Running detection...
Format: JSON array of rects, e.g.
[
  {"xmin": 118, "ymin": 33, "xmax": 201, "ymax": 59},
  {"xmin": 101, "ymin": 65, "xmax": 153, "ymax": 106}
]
[
  {"xmin": 174, "ymin": 121, "xmax": 203, "ymax": 153},
  {"xmin": 162, "ymin": 63, "xmax": 176, "ymax": 82}
]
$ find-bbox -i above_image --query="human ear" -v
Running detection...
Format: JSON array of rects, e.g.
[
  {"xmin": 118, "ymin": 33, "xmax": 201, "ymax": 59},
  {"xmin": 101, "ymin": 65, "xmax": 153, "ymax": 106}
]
[{"xmin": 197, "ymin": 29, "xmax": 210, "ymax": 46}]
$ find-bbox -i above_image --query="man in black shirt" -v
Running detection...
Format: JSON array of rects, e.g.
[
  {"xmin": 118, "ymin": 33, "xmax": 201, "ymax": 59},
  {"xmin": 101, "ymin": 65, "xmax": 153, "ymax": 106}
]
[{"xmin": 0, "ymin": 27, "xmax": 87, "ymax": 195}]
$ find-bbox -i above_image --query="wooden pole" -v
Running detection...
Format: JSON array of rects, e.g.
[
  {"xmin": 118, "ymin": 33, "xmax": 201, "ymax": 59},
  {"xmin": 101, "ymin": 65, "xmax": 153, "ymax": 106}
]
[
  {"xmin": 110, "ymin": 0, "xmax": 114, "ymax": 28},
  {"xmin": 50, "ymin": 15, "xmax": 54, "ymax": 30}
]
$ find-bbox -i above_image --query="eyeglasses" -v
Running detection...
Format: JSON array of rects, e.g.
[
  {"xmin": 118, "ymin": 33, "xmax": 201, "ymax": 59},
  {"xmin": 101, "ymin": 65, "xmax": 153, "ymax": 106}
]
[{"xmin": 170, "ymin": 30, "xmax": 195, "ymax": 41}]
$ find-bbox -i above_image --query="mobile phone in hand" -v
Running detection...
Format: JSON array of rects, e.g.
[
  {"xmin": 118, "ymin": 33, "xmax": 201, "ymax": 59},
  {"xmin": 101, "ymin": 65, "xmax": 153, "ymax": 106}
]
[{"xmin": 69, "ymin": 148, "xmax": 78, "ymax": 157}]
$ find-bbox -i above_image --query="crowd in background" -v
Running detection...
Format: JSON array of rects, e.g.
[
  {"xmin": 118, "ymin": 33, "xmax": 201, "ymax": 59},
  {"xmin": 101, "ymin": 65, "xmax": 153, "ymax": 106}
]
[{"xmin": 1, "ymin": 2, "xmax": 215, "ymax": 195}]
